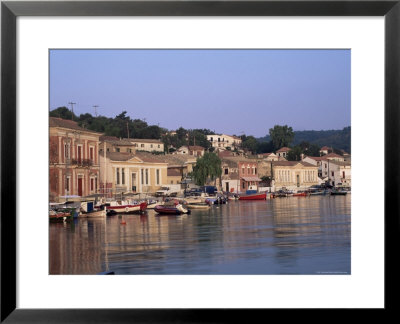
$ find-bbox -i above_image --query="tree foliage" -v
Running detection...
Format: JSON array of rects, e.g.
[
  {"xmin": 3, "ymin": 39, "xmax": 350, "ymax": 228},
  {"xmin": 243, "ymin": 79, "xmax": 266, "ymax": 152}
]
[
  {"xmin": 192, "ymin": 152, "xmax": 222, "ymax": 186},
  {"xmin": 269, "ymin": 125, "xmax": 294, "ymax": 150}
]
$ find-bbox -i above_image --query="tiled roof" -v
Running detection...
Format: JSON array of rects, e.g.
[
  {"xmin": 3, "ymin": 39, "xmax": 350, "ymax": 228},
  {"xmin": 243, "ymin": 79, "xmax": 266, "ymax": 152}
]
[
  {"xmin": 167, "ymin": 169, "xmax": 182, "ymax": 177},
  {"xmin": 304, "ymin": 156, "xmax": 327, "ymax": 161},
  {"xmin": 49, "ymin": 117, "xmax": 103, "ymax": 134},
  {"xmin": 100, "ymin": 136, "xmax": 135, "ymax": 146},
  {"xmin": 276, "ymin": 147, "xmax": 291, "ymax": 152},
  {"xmin": 272, "ymin": 161, "xmax": 316, "ymax": 168},
  {"xmin": 101, "ymin": 151, "xmax": 167, "ymax": 164},
  {"xmin": 320, "ymin": 146, "xmax": 331, "ymax": 150},
  {"xmin": 324, "ymin": 153, "xmax": 343, "ymax": 159},
  {"xmin": 158, "ymin": 154, "xmax": 197, "ymax": 166},
  {"xmin": 329, "ymin": 161, "xmax": 351, "ymax": 166}
]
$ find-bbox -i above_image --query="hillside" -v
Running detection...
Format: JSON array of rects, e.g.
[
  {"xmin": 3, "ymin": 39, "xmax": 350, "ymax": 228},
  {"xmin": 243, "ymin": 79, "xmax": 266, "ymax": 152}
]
[{"xmin": 258, "ymin": 127, "xmax": 351, "ymax": 153}]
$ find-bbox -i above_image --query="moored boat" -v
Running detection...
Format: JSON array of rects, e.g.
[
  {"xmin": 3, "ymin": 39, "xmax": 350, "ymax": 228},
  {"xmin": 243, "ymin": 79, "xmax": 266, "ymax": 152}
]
[
  {"xmin": 330, "ymin": 190, "xmax": 348, "ymax": 196},
  {"xmin": 186, "ymin": 203, "xmax": 211, "ymax": 210},
  {"xmin": 293, "ymin": 191, "xmax": 309, "ymax": 197},
  {"xmin": 238, "ymin": 192, "xmax": 266, "ymax": 200},
  {"xmin": 154, "ymin": 201, "xmax": 190, "ymax": 215},
  {"xmin": 106, "ymin": 200, "xmax": 148, "ymax": 214}
]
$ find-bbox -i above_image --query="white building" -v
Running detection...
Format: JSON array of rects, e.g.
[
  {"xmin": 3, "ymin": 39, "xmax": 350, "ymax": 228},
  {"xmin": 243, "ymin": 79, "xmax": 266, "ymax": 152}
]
[
  {"xmin": 128, "ymin": 138, "xmax": 164, "ymax": 152},
  {"xmin": 207, "ymin": 134, "xmax": 242, "ymax": 150},
  {"xmin": 328, "ymin": 161, "xmax": 351, "ymax": 187}
]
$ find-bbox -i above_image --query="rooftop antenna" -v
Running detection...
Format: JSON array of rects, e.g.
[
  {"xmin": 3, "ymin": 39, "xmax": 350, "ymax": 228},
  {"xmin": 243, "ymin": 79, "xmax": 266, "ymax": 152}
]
[
  {"xmin": 93, "ymin": 105, "xmax": 99, "ymax": 117},
  {"xmin": 68, "ymin": 102, "xmax": 76, "ymax": 120}
]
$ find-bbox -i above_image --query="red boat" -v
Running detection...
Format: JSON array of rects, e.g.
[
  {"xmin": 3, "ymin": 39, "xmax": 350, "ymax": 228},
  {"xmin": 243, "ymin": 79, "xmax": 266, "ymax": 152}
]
[
  {"xmin": 106, "ymin": 201, "xmax": 147, "ymax": 214},
  {"xmin": 293, "ymin": 192, "xmax": 309, "ymax": 197},
  {"xmin": 238, "ymin": 192, "xmax": 266, "ymax": 200},
  {"xmin": 154, "ymin": 201, "xmax": 190, "ymax": 215}
]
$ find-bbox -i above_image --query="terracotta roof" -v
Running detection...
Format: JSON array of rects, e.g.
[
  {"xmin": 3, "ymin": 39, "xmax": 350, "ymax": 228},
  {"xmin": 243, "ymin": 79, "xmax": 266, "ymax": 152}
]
[
  {"xmin": 101, "ymin": 151, "xmax": 167, "ymax": 164},
  {"xmin": 304, "ymin": 156, "xmax": 327, "ymax": 161},
  {"xmin": 49, "ymin": 117, "xmax": 102, "ymax": 134},
  {"xmin": 276, "ymin": 147, "xmax": 291, "ymax": 152},
  {"xmin": 158, "ymin": 154, "xmax": 197, "ymax": 166},
  {"xmin": 320, "ymin": 146, "xmax": 331, "ymax": 150},
  {"xmin": 101, "ymin": 152, "xmax": 135, "ymax": 161},
  {"xmin": 272, "ymin": 161, "xmax": 316, "ymax": 168},
  {"xmin": 100, "ymin": 136, "xmax": 135, "ymax": 146},
  {"xmin": 167, "ymin": 169, "xmax": 181, "ymax": 177},
  {"xmin": 329, "ymin": 161, "xmax": 351, "ymax": 166},
  {"xmin": 218, "ymin": 150, "xmax": 235, "ymax": 158},
  {"xmin": 324, "ymin": 153, "xmax": 343, "ymax": 159}
]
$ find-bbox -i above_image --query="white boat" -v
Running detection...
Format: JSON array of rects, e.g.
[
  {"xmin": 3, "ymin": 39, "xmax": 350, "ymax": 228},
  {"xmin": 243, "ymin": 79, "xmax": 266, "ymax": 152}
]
[
  {"xmin": 106, "ymin": 200, "xmax": 147, "ymax": 214},
  {"xmin": 186, "ymin": 203, "xmax": 211, "ymax": 210},
  {"xmin": 81, "ymin": 209, "xmax": 107, "ymax": 218}
]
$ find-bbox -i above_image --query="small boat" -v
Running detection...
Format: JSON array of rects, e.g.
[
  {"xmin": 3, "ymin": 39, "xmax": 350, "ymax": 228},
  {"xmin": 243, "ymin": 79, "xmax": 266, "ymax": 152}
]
[
  {"xmin": 309, "ymin": 190, "xmax": 327, "ymax": 196},
  {"xmin": 330, "ymin": 190, "xmax": 348, "ymax": 196},
  {"xmin": 293, "ymin": 192, "xmax": 309, "ymax": 197},
  {"xmin": 145, "ymin": 199, "xmax": 162, "ymax": 209},
  {"xmin": 80, "ymin": 209, "xmax": 107, "ymax": 218},
  {"xmin": 49, "ymin": 209, "xmax": 73, "ymax": 222},
  {"xmin": 106, "ymin": 200, "xmax": 148, "ymax": 214},
  {"xmin": 154, "ymin": 201, "xmax": 190, "ymax": 215},
  {"xmin": 186, "ymin": 203, "xmax": 211, "ymax": 210},
  {"xmin": 238, "ymin": 192, "xmax": 266, "ymax": 200}
]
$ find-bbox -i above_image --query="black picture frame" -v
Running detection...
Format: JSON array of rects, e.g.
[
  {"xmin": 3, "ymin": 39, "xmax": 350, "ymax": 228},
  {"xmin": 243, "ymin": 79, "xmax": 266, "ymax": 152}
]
[{"xmin": 1, "ymin": 0, "xmax": 398, "ymax": 322}]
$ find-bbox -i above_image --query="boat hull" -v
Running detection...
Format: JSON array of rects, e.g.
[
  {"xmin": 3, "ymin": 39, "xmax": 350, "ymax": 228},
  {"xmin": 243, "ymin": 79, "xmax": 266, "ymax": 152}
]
[
  {"xmin": 154, "ymin": 204, "xmax": 189, "ymax": 215},
  {"xmin": 238, "ymin": 192, "xmax": 266, "ymax": 200},
  {"xmin": 81, "ymin": 209, "xmax": 107, "ymax": 218},
  {"xmin": 107, "ymin": 202, "xmax": 147, "ymax": 214}
]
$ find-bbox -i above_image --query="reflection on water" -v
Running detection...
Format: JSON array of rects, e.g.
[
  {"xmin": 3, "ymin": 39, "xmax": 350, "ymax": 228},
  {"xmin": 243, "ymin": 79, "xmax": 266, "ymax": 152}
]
[{"xmin": 49, "ymin": 195, "xmax": 350, "ymax": 275}]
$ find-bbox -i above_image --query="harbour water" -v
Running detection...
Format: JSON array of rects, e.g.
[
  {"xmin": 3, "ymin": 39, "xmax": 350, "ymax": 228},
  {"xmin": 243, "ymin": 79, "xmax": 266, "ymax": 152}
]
[{"xmin": 49, "ymin": 195, "xmax": 351, "ymax": 275}]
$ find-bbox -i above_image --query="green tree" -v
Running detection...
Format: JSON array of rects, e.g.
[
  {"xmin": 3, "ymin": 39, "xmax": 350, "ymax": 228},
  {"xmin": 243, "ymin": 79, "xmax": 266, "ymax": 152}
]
[
  {"xmin": 192, "ymin": 152, "xmax": 222, "ymax": 186},
  {"xmin": 241, "ymin": 135, "xmax": 258, "ymax": 154},
  {"xmin": 286, "ymin": 146, "xmax": 303, "ymax": 161},
  {"xmin": 50, "ymin": 106, "xmax": 77, "ymax": 120},
  {"xmin": 269, "ymin": 125, "xmax": 294, "ymax": 150}
]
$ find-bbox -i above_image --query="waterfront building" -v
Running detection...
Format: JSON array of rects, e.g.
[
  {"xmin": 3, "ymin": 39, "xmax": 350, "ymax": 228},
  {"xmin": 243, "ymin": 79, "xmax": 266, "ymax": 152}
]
[
  {"xmin": 276, "ymin": 147, "xmax": 291, "ymax": 158},
  {"xmin": 207, "ymin": 134, "xmax": 242, "ymax": 151},
  {"xmin": 328, "ymin": 161, "xmax": 351, "ymax": 187},
  {"xmin": 99, "ymin": 151, "xmax": 168, "ymax": 195},
  {"xmin": 128, "ymin": 138, "xmax": 164, "ymax": 153},
  {"xmin": 272, "ymin": 161, "xmax": 319, "ymax": 191},
  {"xmin": 49, "ymin": 117, "xmax": 102, "ymax": 201},
  {"xmin": 219, "ymin": 157, "xmax": 261, "ymax": 193}
]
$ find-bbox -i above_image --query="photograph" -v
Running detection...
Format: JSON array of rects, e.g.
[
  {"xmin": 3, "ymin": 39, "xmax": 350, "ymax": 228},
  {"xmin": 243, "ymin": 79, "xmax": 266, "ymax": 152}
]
[{"xmin": 49, "ymin": 49, "xmax": 351, "ymax": 275}]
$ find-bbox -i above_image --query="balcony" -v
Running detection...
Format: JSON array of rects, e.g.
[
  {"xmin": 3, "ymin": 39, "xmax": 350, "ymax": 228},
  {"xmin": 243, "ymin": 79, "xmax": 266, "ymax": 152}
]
[{"xmin": 71, "ymin": 158, "xmax": 93, "ymax": 167}]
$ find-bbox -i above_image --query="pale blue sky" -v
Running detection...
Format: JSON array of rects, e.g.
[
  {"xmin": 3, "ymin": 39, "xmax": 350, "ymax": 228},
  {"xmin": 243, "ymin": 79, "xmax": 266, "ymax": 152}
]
[{"xmin": 50, "ymin": 49, "xmax": 350, "ymax": 138}]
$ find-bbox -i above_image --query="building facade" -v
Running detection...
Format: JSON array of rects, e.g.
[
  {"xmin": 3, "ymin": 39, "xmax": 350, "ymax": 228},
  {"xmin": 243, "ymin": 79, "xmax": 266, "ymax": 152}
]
[
  {"xmin": 99, "ymin": 151, "xmax": 168, "ymax": 195},
  {"xmin": 49, "ymin": 117, "xmax": 102, "ymax": 201},
  {"xmin": 129, "ymin": 138, "xmax": 164, "ymax": 152},
  {"xmin": 207, "ymin": 134, "xmax": 242, "ymax": 150},
  {"xmin": 272, "ymin": 161, "xmax": 319, "ymax": 191}
]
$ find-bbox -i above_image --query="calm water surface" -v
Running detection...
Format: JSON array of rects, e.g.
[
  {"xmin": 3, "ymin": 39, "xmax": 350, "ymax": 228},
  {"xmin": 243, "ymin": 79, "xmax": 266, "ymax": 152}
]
[{"xmin": 49, "ymin": 195, "xmax": 351, "ymax": 275}]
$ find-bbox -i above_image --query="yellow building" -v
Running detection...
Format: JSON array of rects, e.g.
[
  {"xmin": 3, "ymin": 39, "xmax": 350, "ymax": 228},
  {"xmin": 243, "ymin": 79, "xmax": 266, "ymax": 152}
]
[
  {"xmin": 272, "ymin": 161, "xmax": 319, "ymax": 191},
  {"xmin": 99, "ymin": 151, "xmax": 168, "ymax": 195}
]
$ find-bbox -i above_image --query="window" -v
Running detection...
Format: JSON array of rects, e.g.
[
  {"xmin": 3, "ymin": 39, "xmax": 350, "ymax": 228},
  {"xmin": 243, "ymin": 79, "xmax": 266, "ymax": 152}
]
[
  {"xmin": 116, "ymin": 168, "xmax": 120, "ymax": 185},
  {"xmin": 210, "ymin": 137, "xmax": 213, "ymax": 142},
  {"xmin": 65, "ymin": 176, "xmax": 70, "ymax": 192},
  {"xmin": 145, "ymin": 169, "xmax": 149, "ymax": 185},
  {"xmin": 158, "ymin": 145, "xmax": 160, "ymax": 148},
  {"xmin": 116, "ymin": 148, "xmax": 120, "ymax": 152},
  {"xmin": 156, "ymin": 169, "xmax": 160, "ymax": 185},
  {"xmin": 255, "ymin": 168, "xmax": 257, "ymax": 174},
  {"xmin": 150, "ymin": 144, "xmax": 153, "ymax": 148},
  {"xmin": 141, "ymin": 169, "xmax": 144, "ymax": 185},
  {"xmin": 242, "ymin": 181, "xmax": 245, "ymax": 189},
  {"xmin": 343, "ymin": 171, "xmax": 345, "ymax": 178},
  {"xmin": 141, "ymin": 144, "xmax": 144, "ymax": 148},
  {"xmin": 122, "ymin": 168, "xmax": 125, "ymax": 185},
  {"xmin": 332, "ymin": 171, "xmax": 334, "ymax": 176},
  {"xmin": 225, "ymin": 168, "xmax": 229, "ymax": 175},
  {"xmin": 107, "ymin": 148, "xmax": 110, "ymax": 152},
  {"xmin": 89, "ymin": 147, "xmax": 94, "ymax": 161},
  {"xmin": 90, "ymin": 178, "xmax": 94, "ymax": 191},
  {"xmin": 64, "ymin": 143, "xmax": 70, "ymax": 159}
]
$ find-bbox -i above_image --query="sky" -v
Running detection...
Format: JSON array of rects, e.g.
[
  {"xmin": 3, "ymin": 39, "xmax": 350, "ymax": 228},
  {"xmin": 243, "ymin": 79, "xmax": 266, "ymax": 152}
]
[{"xmin": 50, "ymin": 49, "xmax": 350, "ymax": 138}]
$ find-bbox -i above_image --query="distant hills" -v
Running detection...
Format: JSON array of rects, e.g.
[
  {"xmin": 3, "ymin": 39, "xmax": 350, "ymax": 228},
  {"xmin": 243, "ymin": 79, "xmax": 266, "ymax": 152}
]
[{"xmin": 258, "ymin": 126, "xmax": 351, "ymax": 153}]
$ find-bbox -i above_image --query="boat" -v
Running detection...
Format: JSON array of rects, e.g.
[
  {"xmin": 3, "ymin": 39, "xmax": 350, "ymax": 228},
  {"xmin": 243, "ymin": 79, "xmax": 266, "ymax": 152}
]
[
  {"xmin": 185, "ymin": 202, "xmax": 211, "ymax": 210},
  {"xmin": 154, "ymin": 200, "xmax": 190, "ymax": 215},
  {"xmin": 238, "ymin": 192, "xmax": 267, "ymax": 200},
  {"xmin": 49, "ymin": 209, "xmax": 73, "ymax": 222},
  {"xmin": 145, "ymin": 199, "xmax": 162, "ymax": 209},
  {"xmin": 106, "ymin": 200, "xmax": 148, "ymax": 214},
  {"xmin": 330, "ymin": 190, "xmax": 348, "ymax": 196},
  {"xmin": 80, "ymin": 209, "xmax": 107, "ymax": 218},
  {"xmin": 293, "ymin": 191, "xmax": 309, "ymax": 197},
  {"xmin": 309, "ymin": 190, "xmax": 327, "ymax": 196}
]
